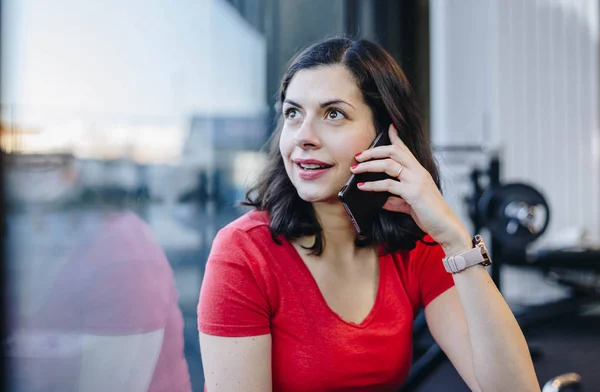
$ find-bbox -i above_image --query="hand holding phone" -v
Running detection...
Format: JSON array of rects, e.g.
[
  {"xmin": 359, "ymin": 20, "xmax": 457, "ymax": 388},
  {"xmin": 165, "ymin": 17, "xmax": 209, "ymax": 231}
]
[{"xmin": 338, "ymin": 130, "xmax": 397, "ymax": 236}]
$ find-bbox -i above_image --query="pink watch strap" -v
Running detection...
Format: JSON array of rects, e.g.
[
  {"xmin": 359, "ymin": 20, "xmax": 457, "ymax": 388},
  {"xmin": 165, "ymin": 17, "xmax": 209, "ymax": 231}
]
[{"xmin": 442, "ymin": 247, "xmax": 485, "ymax": 274}]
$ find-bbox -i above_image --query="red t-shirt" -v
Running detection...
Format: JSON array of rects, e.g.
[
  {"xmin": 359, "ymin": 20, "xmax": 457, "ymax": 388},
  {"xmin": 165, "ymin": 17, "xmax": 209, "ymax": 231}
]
[
  {"xmin": 198, "ymin": 210, "xmax": 454, "ymax": 392},
  {"xmin": 9, "ymin": 211, "xmax": 191, "ymax": 392}
]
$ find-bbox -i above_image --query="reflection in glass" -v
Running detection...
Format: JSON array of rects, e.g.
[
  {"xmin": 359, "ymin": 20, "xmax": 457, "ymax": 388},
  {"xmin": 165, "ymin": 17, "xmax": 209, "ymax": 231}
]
[{"xmin": 5, "ymin": 154, "xmax": 191, "ymax": 392}]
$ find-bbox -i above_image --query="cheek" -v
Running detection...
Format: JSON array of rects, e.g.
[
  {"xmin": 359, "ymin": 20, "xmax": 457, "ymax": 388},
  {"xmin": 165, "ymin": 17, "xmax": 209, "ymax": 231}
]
[
  {"xmin": 278, "ymin": 131, "xmax": 293, "ymax": 158},
  {"xmin": 328, "ymin": 132, "xmax": 373, "ymax": 163}
]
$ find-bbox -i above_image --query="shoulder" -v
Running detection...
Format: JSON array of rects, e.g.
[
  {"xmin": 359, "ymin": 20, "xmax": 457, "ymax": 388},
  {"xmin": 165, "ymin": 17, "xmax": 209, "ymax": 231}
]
[
  {"xmin": 412, "ymin": 234, "xmax": 443, "ymax": 256},
  {"xmin": 210, "ymin": 210, "xmax": 281, "ymax": 265},
  {"xmin": 222, "ymin": 209, "xmax": 270, "ymax": 234},
  {"xmin": 405, "ymin": 234, "xmax": 444, "ymax": 260},
  {"xmin": 77, "ymin": 211, "xmax": 170, "ymax": 272},
  {"xmin": 387, "ymin": 234, "xmax": 445, "ymax": 281},
  {"xmin": 413, "ymin": 234, "xmax": 445, "ymax": 260},
  {"xmin": 203, "ymin": 210, "xmax": 281, "ymax": 312},
  {"xmin": 76, "ymin": 211, "xmax": 174, "ymax": 301},
  {"xmin": 214, "ymin": 210, "xmax": 274, "ymax": 248},
  {"xmin": 388, "ymin": 234, "xmax": 441, "ymax": 262}
]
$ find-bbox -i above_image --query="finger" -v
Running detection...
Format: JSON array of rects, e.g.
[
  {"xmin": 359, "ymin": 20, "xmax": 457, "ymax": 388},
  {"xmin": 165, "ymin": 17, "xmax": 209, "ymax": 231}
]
[
  {"xmin": 355, "ymin": 144, "xmax": 411, "ymax": 168},
  {"xmin": 388, "ymin": 124, "xmax": 406, "ymax": 147},
  {"xmin": 388, "ymin": 124, "xmax": 418, "ymax": 162},
  {"xmin": 383, "ymin": 196, "xmax": 412, "ymax": 214},
  {"xmin": 357, "ymin": 178, "xmax": 404, "ymax": 196},
  {"xmin": 351, "ymin": 158, "xmax": 404, "ymax": 178}
]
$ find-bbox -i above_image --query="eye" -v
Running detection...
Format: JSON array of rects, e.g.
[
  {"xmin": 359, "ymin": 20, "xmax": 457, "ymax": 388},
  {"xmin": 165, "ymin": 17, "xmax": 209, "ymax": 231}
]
[
  {"xmin": 284, "ymin": 108, "xmax": 300, "ymax": 120},
  {"xmin": 326, "ymin": 108, "xmax": 346, "ymax": 120}
]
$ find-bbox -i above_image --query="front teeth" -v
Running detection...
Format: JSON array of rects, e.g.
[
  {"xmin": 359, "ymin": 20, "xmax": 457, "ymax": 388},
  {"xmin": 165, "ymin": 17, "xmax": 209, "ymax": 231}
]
[{"xmin": 300, "ymin": 164, "xmax": 327, "ymax": 170}]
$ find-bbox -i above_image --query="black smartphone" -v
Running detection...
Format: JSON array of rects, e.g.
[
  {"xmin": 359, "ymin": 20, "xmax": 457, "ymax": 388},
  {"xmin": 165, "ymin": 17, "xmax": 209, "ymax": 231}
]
[{"xmin": 338, "ymin": 130, "xmax": 396, "ymax": 237}]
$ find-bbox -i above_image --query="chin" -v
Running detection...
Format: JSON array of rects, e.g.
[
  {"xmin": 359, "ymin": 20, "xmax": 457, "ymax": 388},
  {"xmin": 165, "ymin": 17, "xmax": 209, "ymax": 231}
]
[
  {"xmin": 295, "ymin": 186, "xmax": 340, "ymax": 204},
  {"xmin": 287, "ymin": 168, "xmax": 347, "ymax": 204}
]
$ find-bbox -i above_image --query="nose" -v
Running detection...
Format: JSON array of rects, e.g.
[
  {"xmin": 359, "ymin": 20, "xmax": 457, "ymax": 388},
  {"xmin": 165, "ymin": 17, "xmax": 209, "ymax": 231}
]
[{"xmin": 293, "ymin": 119, "xmax": 321, "ymax": 150}]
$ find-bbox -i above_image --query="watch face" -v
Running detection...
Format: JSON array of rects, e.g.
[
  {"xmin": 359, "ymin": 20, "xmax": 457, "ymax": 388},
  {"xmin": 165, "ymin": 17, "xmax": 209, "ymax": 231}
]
[{"xmin": 474, "ymin": 235, "xmax": 492, "ymax": 266}]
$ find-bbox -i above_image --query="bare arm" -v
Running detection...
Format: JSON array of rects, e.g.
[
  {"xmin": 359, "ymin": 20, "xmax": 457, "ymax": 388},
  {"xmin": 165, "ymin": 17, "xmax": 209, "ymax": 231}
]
[
  {"xmin": 448, "ymin": 262, "xmax": 539, "ymax": 391},
  {"xmin": 430, "ymin": 237, "xmax": 540, "ymax": 392},
  {"xmin": 199, "ymin": 333, "xmax": 272, "ymax": 392},
  {"xmin": 78, "ymin": 330, "xmax": 164, "ymax": 392},
  {"xmin": 425, "ymin": 287, "xmax": 483, "ymax": 392}
]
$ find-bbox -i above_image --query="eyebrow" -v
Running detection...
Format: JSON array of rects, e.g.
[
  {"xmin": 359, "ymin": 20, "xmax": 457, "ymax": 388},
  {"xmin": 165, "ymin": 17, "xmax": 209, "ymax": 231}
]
[{"xmin": 283, "ymin": 99, "xmax": 355, "ymax": 109}]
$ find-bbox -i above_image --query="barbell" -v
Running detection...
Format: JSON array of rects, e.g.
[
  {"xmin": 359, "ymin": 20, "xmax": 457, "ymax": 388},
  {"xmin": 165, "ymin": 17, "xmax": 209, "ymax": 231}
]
[{"xmin": 476, "ymin": 183, "xmax": 550, "ymax": 249}]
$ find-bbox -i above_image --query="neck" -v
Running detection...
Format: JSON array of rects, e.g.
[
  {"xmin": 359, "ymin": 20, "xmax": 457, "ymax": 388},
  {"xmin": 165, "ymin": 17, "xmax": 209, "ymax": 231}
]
[{"xmin": 300, "ymin": 201, "xmax": 369, "ymax": 259}]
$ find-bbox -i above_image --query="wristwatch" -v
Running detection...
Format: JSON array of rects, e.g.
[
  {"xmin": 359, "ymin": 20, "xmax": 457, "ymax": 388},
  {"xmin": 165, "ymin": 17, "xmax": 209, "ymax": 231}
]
[{"xmin": 442, "ymin": 234, "xmax": 492, "ymax": 274}]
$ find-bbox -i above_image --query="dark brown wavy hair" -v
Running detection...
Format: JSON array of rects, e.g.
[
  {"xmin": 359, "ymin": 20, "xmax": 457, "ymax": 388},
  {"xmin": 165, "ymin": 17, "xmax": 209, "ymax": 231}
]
[{"xmin": 243, "ymin": 37, "xmax": 441, "ymax": 256}]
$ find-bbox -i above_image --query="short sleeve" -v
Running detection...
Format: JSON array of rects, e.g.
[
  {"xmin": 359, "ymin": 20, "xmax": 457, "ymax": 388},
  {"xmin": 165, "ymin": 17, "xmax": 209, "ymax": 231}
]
[
  {"xmin": 82, "ymin": 261, "xmax": 173, "ymax": 333},
  {"xmin": 413, "ymin": 237, "xmax": 455, "ymax": 309},
  {"xmin": 80, "ymin": 214, "xmax": 174, "ymax": 333},
  {"xmin": 30, "ymin": 213, "xmax": 175, "ymax": 334},
  {"xmin": 197, "ymin": 227, "xmax": 271, "ymax": 337}
]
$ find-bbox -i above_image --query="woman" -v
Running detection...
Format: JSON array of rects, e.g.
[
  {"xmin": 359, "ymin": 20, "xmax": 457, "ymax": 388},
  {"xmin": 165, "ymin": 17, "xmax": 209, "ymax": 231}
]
[
  {"xmin": 8, "ymin": 209, "xmax": 192, "ymax": 392},
  {"xmin": 6, "ymin": 154, "xmax": 191, "ymax": 391},
  {"xmin": 198, "ymin": 38, "xmax": 539, "ymax": 391}
]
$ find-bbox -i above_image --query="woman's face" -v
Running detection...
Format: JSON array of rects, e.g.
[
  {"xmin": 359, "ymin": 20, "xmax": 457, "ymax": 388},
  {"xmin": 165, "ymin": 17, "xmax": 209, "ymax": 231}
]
[{"xmin": 279, "ymin": 65, "xmax": 376, "ymax": 203}]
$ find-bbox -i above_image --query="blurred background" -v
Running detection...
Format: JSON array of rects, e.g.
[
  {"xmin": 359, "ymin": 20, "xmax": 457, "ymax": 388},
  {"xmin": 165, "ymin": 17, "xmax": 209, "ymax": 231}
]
[{"xmin": 1, "ymin": 0, "xmax": 599, "ymax": 391}]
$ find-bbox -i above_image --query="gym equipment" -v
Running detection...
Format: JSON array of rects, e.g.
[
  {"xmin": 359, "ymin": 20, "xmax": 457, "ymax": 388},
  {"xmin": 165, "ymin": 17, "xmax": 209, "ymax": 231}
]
[
  {"xmin": 475, "ymin": 183, "xmax": 550, "ymax": 250},
  {"xmin": 542, "ymin": 373, "xmax": 583, "ymax": 392},
  {"xmin": 463, "ymin": 154, "xmax": 553, "ymax": 287}
]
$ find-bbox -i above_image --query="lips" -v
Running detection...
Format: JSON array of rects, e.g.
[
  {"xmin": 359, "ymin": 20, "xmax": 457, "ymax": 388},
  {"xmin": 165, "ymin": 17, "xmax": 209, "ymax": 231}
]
[
  {"xmin": 293, "ymin": 158, "xmax": 333, "ymax": 180},
  {"xmin": 294, "ymin": 159, "xmax": 333, "ymax": 169}
]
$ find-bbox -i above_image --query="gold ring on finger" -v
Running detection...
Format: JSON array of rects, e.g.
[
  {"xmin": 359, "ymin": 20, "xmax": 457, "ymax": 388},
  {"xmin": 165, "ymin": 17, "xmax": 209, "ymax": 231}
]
[{"xmin": 396, "ymin": 164, "xmax": 404, "ymax": 179}]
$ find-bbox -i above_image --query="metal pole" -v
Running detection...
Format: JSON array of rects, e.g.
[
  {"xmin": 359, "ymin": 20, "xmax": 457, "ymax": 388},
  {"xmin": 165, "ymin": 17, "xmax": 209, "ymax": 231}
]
[{"xmin": 488, "ymin": 154, "xmax": 502, "ymax": 289}]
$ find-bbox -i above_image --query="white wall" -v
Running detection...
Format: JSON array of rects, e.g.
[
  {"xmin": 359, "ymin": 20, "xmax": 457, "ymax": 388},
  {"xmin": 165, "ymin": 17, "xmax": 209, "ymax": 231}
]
[{"xmin": 431, "ymin": 0, "xmax": 600, "ymax": 247}]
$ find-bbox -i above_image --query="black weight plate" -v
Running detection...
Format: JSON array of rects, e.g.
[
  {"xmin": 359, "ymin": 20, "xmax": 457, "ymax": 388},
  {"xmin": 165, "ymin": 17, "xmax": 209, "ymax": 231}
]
[{"xmin": 478, "ymin": 183, "xmax": 550, "ymax": 249}]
